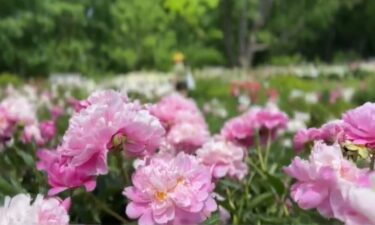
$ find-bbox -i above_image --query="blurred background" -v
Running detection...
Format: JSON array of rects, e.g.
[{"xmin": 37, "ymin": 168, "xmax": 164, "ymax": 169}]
[{"xmin": 0, "ymin": 0, "xmax": 374, "ymax": 77}]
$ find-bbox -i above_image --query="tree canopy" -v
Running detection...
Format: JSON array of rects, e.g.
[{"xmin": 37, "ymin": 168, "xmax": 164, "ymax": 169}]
[{"xmin": 0, "ymin": 0, "xmax": 372, "ymax": 76}]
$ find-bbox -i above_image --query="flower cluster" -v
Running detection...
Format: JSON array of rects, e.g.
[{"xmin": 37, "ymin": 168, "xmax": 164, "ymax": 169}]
[
  {"xmin": 123, "ymin": 152, "xmax": 217, "ymax": 225},
  {"xmin": 293, "ymin": 120, "xmax": 345, "ymax": 152},
  {"xmin": 0, "ymin": 193, "xmax": 70, "ymax": 225},
  {"xmin": 196, "ymin": 137, "xmax": 248, "ymax": 180},
  {"xmin": 37, "ymin": 90, "xmax": 165, "ymax": 195},
  {"xmin": 0, "ymin": 87, "xmax": 61, "ymax": 149},
  {"xmin": 151, "ymin": 93, "xmax": 209, "ymax": 154},
  {"xmin": 285, "ymin": 142, "xmax": 374, "ymax": 224},
  {"xmin": 287, "ymin": 102, "xmax": 375, "ymax": 225},
  {"xmin": 221, "ymin": 103, "xmax": 288, "ymax": 148}
]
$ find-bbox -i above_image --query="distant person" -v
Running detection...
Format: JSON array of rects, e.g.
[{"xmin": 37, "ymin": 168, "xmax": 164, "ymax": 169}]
[{"xmin": 172, "ymin": 52, "xmax": 195, "ymax": 96}]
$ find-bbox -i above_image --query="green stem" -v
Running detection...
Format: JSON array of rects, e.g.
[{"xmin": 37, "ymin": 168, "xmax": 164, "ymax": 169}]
[
  {"xmin": 264, "ymin": 131, "xmax": 272, "ymax": 168},
  {"xmin": 88, "ymin": 192, "xmax": 128, "ymax": 224},
  {"xmin": 256, "ymin": 144, "xmax": 266, "ymax": 170},
  {"xmin": 115, "ymin": 151, "xmax": 129, "ymax": 184},
  {"xmin": 371, "ymin": 153, "xmax": 375, "ymax": 171}
]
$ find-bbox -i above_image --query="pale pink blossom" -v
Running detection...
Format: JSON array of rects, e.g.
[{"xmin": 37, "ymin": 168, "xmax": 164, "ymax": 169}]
[
  {"xmin": 337, "ymin": 182, "xmax": 375, "ymax": 225},
  {"xmin": 166, "ymin": 123, "xmax": 210, "ymax": 154},
  {"xmin": 0, "ymin": 95, "xmax": 36, "ymax": 125},
  {"xmin": 221, "ymin": 116, "xmax": 254, "ymax": 147},
  {"xmin": 285, "ymin": 141, "xmax": 371, "ymax": 220},
  {"xmin": 39, "ymin": 120, "xmax": 56, "ymax": 142},
  {"xmin": 0, "ymin": 108, "xmax": 13, "ymax": 145},
  {"xmin": 38, "ymin": 90, "xmax": 165, "ymax": 194},
  {"xmin": 22, "ymin": 124, "xmax": 44, "ymax": 145},
  {"xmin": 150, "ymin": 93, "xmax": 203, "ymax": 129},
  {"xmin": 0, "ymin": 193, "xmax": 70, "ymax": 225},
  {"xmin": 37, "ymin": 148, "xmax": 97, "ymax": 195},
  {"xmin": 196, "ymin": 138, "xmax": 248, "ymax": 180},
  {"xmin": 49, "ymin": 106, "xmax": 64, "ymax": 121},
  {"xmin": 221, "ymin": 105, "xmax": 288, "ymax": 148},
  {"xmin": 343, "ymin": 102, "xmax": 375, "ymax": 148},
  {"xmin": 293, "ymin": 120, "xmax": 345, "ymax": 152},
  {"xmin": 123, "ymin": 152, "xmax": 217, "ymax": 225}
]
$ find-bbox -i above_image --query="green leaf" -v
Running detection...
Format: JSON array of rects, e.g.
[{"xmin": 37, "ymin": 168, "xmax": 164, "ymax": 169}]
[
  {"xmin": 266, "ymin": 173, "xmax": 286, "ymax": 196},
  {"xmin": 0, "ymin": 177, "xmax": 17, "ymax": 195},
  {"xmin": 14, "ymin": 148, "xmax": 34, "ymax": 167},
  {"xmin": 203, "ymin": 212, "xmax": 220, "ymax": 225},
  {"xmin": 247, "ymin": 192, "xmax": 273, "ymax": 209}
]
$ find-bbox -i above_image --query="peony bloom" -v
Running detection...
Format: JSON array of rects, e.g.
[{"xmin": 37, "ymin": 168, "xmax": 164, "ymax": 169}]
[
  {"xmin": 39, "ymin": 120, "xmax": 56, "ymax": 142},
  {"xmin": 343, "ymin": 102, "xmax": 375, "ymax": 149},
  {"xmin": 293, "ymin": 120, "xmax": 345, "ymax": 152},
  {"xmin": 196, "ymin": 138, "xmax": 248, "ymax": 180},
  {"xmin": 22, "ymin": 123, "xmax": 44, "ymax": 145},
  {"xmin": 0, "ymin": 193, "xmax": 70, "ymax": 225},
  {"xmin": 38, "ymin": 90, "xmax": 165, "ymax": 194},
  {"xmin": 336, "ymin": 182, "xmax": 375, "ymax": 225},
  {"xmin": 151, "ymin": 93, "xmax": 209, "ymax": 154},
  {"xmin": 49, "ymin": 106, "xmax": 64, "ymax": 121},
  {"xmin": 0, "ymin": 95, "xmax": 36, "ymax": 125},
  {"xmin": 150, "ymin": 93, "xmax": 203, "ymax": 129},
  {"xmin": 0, "ymin": 108, "xmax": 13, "ymax": 144},
  {"xmin": 221, "ymin": 104, "xmax": 288, "ymax": 148},
  {"xmin": 284, "ymin": 141, "xmax": 371, "ymax": 220},
  {"xmin": 37, "ymin": 148, "xmax": 97, "ymax": 195},
  {"xmin": 123, "ymin": 152, "xmax": 217, "ymax": 225},
  {"xmin": 250, "ymin": 105, "xmax": 288, "ymax": 143},
  {"xmin": 166, "ymin": 122, "xmax": 210, "ymax": 154}
]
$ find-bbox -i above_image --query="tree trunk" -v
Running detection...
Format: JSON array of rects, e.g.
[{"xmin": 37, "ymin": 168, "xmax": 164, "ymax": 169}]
[
  {"xmin": 220, "ymin": 0, "xmax": 235, "ymax": 67},
  {"xmin": 238, "ymin": 0, "xmax": 274, "ymax": 69}
]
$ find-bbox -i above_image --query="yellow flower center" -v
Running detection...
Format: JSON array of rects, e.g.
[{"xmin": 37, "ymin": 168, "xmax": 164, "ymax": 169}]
[
  {"xmin": 112, "ymin": 133, "xmax": 127, "ymax": 149},
  {"xmin": 177, "ymin": 177, "xmax": 184, "ymax": 185},
  {"xmin": 155, "ymin": 191, "xmax": 167, "ymax": 202}
]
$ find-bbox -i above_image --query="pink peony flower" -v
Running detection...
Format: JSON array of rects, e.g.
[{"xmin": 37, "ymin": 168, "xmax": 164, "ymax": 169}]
[
  {"xmin": 37, "ymin": 148, "xmax": 97, "ymax": 195},
  {"xmin": 196, "ymin": 138, "xmax": 248, "ymax": 180},
  {"xmin": 38, "ymin": 90, "xmax": 165, "ymax": 194},
  {"xmin": 151, "ymin": 93, "xmax": 209, "ymax": 154},
  {"xmin": 221, "ymin": 105, "xmax": 288, "ymax": 148},
  {"xmin": 336, "ymin": 182, "xmax": 375, "ymax": 225},
  {"xmin": 150, "ymin": 93, "xmax": 202, "ymax": 129},
  {"xmin": 285, "ymin": 141, "xmax": 371, "ymax": 221},
  {"xmin": 22, "ymin": 123, "xmax": 45, "ymax": 145},
  {"xmin": 343, "ymin": 102, "xmax": 375, "ymax": 148},
  {"xmin": 0, "ymin": 95, "xmax": 36, "ymax": 125},
  {"xmin": 0, "ymin": 108, "xmax": 13, "ymax": 144},
  {"xmin": 123, "ymin": 152, "xmax": 217, "ymax": 225},
  {"xmin": 50, "ymin": 106, "xmax": 64, "ymax": 121},
  {"xmin": 0, "ymin": 193, "xmax": 70, "ymax": 225},
  {"xmin": 40, "ymin": 120, "xmax": 56, "ymax": 142},
  {"xmin": 166, "ymin": 122, "xmax": 210, "ymax": 154},
  {"xmin": 221, "ymin": 116, "xmax": 254, "ymax": 147},
  {"xmin": 293, "ymin": 120, "xmax": 345, "ymax": 152}
]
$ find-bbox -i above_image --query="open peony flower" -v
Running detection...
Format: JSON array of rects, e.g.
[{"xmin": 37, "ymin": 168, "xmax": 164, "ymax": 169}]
[
  {"xmin": 284, "ymin": 141, "xmax": 371, "ymax": 221},
  {"xmin": 293, "ymin": 120, "xmax": 345, "ymax": 152},
  {"xmin": 196, "ymin": 138, "xmax": 248, "ymax": 180},
  {"xmin": 0, "ymin": 95, "xmax": 37, "ymax": 125},
  {"xmin": 0, "ymin": 193, "xmax": 70, "ymax": 225},
  {"xmin": 343, "ymin": 102, "xmax": 375, "ymax": 149},
  {"xmin": 39, "ymin": 120, "xmax": 56, "ymax": 142},
  {"xmin": 37, "ymin": 148, "xmax": 97, "ymax": 195},
  {"xmin": 221, "ymin": 104, "xmax": 288, "ymax": 148},
  {"xmin": 166, "ymin": 122, "xmax": 210, "ymax": 154},
  {"xmin": 150, "ymin": 93, "xmax": 201, "ymax": 129},
  {"xmin": 221, "ymin": 116, "xmax": 254, "ymax": 147},
  {"xmin": 38, "ymin": 90, "xmax": 165, "ymax": 194},
  {"xmin": 123, "ymin": 152, "xmax": 217, "ymax": 225},
  {"xmin": 151, "ymin": 93, "xmax": 209, "ymax": 153},
  {"xmin": 335, "ymin": 181, "xmax": 375, "ymax": 225}
]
